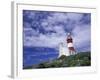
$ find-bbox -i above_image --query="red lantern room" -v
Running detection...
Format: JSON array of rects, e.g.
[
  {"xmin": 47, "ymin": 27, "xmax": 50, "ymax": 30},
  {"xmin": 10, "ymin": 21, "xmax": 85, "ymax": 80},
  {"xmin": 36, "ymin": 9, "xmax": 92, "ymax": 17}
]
[{"xmin": 66, "ymin": 33, "xmax": 76, "ymax": 55}]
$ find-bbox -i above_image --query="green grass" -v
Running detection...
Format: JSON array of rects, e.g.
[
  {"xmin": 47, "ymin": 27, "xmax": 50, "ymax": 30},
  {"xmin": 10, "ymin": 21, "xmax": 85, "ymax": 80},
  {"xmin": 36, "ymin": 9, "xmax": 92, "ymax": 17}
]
[
  {"xmin": 37, "ymin": 51, "xmax": 91, "ymax": 68},
  {"xmin": 24, "ymin": 51, "xmax": 91, "ymax": 69}
]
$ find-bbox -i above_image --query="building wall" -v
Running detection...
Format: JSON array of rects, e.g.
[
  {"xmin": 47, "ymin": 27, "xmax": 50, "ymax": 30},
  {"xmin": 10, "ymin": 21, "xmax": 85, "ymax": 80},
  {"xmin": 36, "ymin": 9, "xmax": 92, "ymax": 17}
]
[{"xmin": 58, "ymin": 42, "xmax": 70, "ymax": 57}]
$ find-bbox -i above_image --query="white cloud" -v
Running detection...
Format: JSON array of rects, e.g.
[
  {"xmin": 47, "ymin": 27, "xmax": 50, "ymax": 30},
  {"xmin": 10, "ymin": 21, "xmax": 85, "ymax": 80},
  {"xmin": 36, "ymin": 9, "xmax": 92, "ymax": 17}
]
[
  {"xmin": 27, "ymin": 11, "xmax": 35, "ymax": 19},
  {"xmin": 67, "ymin": 13, "xmax": 83, "ymax": 21},
  {"xmin": 23, "ymin": 22, "xmax": 31, "ymax": 28},
  {"xmin": 24, "ymin": 27, "xmax": 39, "ymax": 37},
  {"xmin": 43, "ymin": 13, "xmax": 68, "ymax": 26},
  {"xmin": 24, "ymin": 32, "xmax": 67, "ymax": 48},
  {"xmin": 72, "ymin": 24, "xmax": 91, "ymax": 51},
  {"xmin": 41, "ymin": 21, "xmax": 48, "ymax": 27},
  {"xmin": 23, "ymin": 11, "xmax": 91, "ymax": 52},
  {"xmin": 45, "ymin": 12, "xmax": 83, "ymax": 26},
  {"xmin": 51, "ymin": 13, "xmax": 68, "ymax": 22},
  {"xmin": 53, "ymin": 25, "xmax": 66, "ymax": 36}
]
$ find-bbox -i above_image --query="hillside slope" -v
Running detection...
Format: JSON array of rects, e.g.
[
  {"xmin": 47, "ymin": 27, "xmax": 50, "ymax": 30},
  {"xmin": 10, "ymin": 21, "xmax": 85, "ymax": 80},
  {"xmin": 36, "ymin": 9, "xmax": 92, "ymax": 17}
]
[
  {"xmin": 38, "ymin": 52, "xmax": 91, "ymax": 68},
  {"xmin": 24, "ymin": 52, "xmax": 91, "ymax": 69}
]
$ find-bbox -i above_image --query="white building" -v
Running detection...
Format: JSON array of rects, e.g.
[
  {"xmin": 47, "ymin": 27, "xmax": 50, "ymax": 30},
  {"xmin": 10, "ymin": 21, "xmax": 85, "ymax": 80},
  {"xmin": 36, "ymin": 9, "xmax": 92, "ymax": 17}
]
[{"xmin": 58, "ymin": 42, "xmax": 70, "ymax": 57}]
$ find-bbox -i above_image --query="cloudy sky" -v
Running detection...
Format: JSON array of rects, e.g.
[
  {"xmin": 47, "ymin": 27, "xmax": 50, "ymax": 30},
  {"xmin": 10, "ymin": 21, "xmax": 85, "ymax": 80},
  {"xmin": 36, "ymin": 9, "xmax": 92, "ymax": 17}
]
[{"xmin": 23, "ymin": 10, "xmax": 91, "ymax": 52}]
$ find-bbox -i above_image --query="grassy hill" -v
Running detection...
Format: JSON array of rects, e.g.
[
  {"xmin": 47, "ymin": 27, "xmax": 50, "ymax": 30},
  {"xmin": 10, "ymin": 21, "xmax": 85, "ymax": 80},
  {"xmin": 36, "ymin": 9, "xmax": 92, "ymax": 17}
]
[{"xmin": 24, "ymin": 52, "xmax": 91, "ymax": 69}]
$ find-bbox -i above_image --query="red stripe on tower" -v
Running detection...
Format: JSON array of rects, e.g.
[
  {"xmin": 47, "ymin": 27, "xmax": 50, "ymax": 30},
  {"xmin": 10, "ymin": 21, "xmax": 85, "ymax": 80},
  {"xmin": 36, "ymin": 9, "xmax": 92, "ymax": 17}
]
[{"xmin": 66, "ymin": 33, "xmax": 76, "ymax": 55}]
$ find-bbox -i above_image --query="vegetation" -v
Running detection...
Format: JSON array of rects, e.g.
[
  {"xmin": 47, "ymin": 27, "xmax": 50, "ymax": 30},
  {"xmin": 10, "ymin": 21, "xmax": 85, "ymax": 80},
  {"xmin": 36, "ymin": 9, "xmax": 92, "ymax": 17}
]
[
  {"xmin": 24, "ymin": 52, "xmax": 91, "ymax": 69},
  {"xmin": 38, "ymin": 52, "xmax": 91, "ymax": 68}
]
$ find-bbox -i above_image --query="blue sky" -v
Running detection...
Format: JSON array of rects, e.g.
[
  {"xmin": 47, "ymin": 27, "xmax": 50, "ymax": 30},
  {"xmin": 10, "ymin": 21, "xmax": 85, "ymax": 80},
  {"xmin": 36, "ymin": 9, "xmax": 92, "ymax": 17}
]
[{"xmin": 23, "ymin": 10, "xmax": 91, "ymax": 52}]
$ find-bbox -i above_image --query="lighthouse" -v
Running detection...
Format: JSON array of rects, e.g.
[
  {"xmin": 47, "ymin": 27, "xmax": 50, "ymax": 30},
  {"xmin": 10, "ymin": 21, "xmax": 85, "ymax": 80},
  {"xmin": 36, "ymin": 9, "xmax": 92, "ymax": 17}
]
[
  {"xmin": 58, "ymin": 42, "xmax": 69, "ymax": 57},
  {"xmin": 58, "ymin": 33, "xmax": 76, "ymax": 58},
  {"xmin": 67, "ymin": 33, "xmax": 76, "ymax": 55}
]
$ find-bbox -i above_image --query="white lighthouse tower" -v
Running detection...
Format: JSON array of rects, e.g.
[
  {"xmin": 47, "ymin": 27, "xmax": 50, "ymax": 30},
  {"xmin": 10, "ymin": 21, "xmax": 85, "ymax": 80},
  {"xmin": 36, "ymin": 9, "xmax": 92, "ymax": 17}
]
[
  {"xmin": 67, "ymin": 33, "xmax": 76, "ymax": 55},
  {"xmin": 58, "ymin": 33, "xmax": 76, "ymax": 58},
  {"xmin": 58, "ymin": 42, "xmax": 70, "ymax": 57}
]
